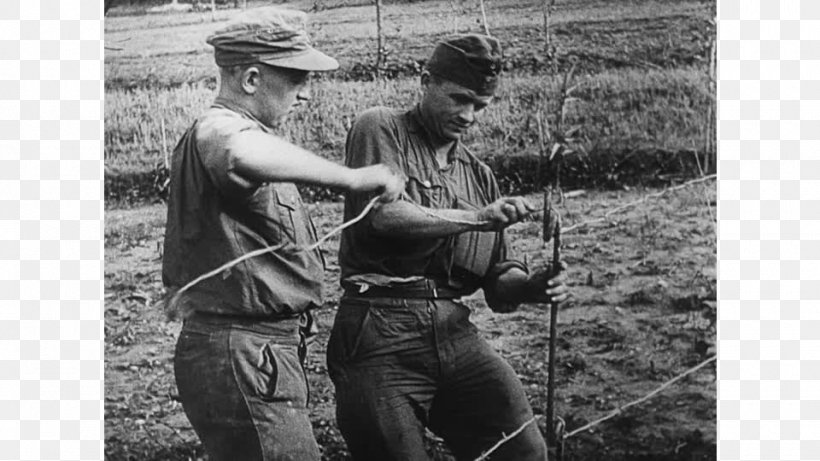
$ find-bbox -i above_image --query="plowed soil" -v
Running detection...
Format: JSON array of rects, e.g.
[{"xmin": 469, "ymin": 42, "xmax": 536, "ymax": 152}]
[{"xmin": 104, "ymin": 181, "xmax": 716, "ymax": 460}]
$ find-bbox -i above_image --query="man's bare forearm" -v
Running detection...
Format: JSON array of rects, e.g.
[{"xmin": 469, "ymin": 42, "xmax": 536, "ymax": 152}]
[
  {"xmin": 230, "ymin": 130, "xmax": 357, "ymax": 189},
  {"xmin": 370, "ymin": 200, "xmax": 484, "ymax": 238}
]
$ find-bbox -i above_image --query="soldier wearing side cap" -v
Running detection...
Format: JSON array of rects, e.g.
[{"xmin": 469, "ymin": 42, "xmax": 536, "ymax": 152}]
[
  {"xmin": 326, "ymin": 35, "xmax": 571, "ymax": 460},
  {"xmin": 161, "ymin": 8, "xmax": 405, "ymax": 461}
]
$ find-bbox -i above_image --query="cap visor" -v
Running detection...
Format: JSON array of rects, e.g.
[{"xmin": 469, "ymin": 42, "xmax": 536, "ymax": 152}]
[{"xmin": 260, "ymin": 48, "xmax": 339, "ymax": 72}]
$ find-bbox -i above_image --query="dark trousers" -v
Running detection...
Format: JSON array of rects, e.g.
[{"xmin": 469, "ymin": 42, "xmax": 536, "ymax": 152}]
[
  {"xmin": 327, "ymin": 296, "xmax": 547, "ymax": 461},
  {"xmin": 174, "ymin": 312, "xmax": 321, "ymax": 461}
]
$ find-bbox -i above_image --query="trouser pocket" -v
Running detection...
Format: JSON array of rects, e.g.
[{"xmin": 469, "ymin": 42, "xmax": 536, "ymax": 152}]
[
  {"xmin": 328, "ymin": 301, "xmax": 373, "ymax": 366},
  {"xmin": 231, "ymin": 330, "xmax": 308, "ymax": 407}
]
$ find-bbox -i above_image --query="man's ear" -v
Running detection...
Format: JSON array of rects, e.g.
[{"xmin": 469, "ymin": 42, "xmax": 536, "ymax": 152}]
[
  {"xmin": 420, "ymin": 71, "xmax": 431, "ymax": 89},
  {"xmin": 241, "ymin": 66, "xmax": 262, "ymax": 95}
]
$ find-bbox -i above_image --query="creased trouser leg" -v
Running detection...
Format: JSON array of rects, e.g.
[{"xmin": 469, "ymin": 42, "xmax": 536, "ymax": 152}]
[{"xmin": 174, "ymin": 316, "xmax": 321, "ymax": 461}]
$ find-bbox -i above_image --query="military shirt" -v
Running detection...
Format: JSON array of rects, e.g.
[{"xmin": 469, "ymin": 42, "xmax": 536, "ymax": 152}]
[
  {"xmin": 162, "ymin": 100, "xmax": 324, "ymax": 318},
  {"xmin": 338, "ymin": 105, "xmax": 516, "ymax": 296}
]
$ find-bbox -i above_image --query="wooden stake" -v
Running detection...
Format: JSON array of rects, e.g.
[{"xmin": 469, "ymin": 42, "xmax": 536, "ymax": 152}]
[
  {"xmin": 375, "ymin": 0, "xmax": 384, "ymax": 79},
  {"xmin": 478, "ymin": 0, "xmax": 490, "ymax": 35},
  {"xmin": 545, "ymin": 211, "xmax": 561, "ymax": 458},
  {"xmin": 160, "ymin": 117, "xmax": 169, "ymax": 170}
]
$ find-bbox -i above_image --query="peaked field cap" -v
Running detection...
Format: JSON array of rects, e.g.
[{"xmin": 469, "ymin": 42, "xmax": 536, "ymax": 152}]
[
  {"xmin": 206, "ymin": 7, "xmax": 338, "ymax": 72},
  {"xmin": 426, "ymin": 34, "xmax": 502, "ymax": 96}
]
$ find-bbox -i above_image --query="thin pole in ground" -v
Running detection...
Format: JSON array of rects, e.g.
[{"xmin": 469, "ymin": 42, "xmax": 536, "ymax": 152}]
[
  {"xmin": 478, "ymin": 0, "xmax": 490, "ymax": 35},
  {"xmin": 543, "ymin": 192, "xmax": 564, "ymax": 460},
  {"xmin": 374, "ymin": 0, "xmax": 385, "ymax": 79}
]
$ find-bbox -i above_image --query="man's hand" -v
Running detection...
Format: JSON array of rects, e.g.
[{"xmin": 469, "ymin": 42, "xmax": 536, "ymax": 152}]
[
  {"xmin": 521, "ymin": 262, "xmax": 570, "ymax": 304},
  {"xmin": 349, "ymin": 164, "xmax": 406, "ymax": 202},
  {"xmin": 476, "ymin": 197, "xmax": 537, "ymax": 231}
]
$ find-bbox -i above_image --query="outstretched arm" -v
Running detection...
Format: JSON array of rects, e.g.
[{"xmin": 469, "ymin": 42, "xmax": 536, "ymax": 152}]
[
  {"xmin": 370, "ymin": 196, "xmax": 538, "ymax": 238},
  {"xmin": 228, "ymin": 130, "xmax": 405, "ymax": 201}
]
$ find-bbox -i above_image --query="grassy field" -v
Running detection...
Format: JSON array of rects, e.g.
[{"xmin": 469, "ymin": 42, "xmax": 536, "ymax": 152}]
[
  {"xmin": 104, "ymin": 0, "xmax": 715, "ymax": 204},
  {"xmin": 105, "ymin": 66, "xmax": 711, "ymax": 174}
]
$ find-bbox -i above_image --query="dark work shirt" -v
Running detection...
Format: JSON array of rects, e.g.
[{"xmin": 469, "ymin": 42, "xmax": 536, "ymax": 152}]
[
  {"xmin": 338, "ymin": 105, "xmax": 512, "ymax": 295},
  {"xmin": 162, "ymin": 100, "xmax": 324, "ymax": 318}
]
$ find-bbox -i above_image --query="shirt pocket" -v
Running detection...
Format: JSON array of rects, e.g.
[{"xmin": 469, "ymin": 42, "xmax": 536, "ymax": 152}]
[{"xmin": 273, "ymin": 184, "xmax": 314, "ymax": 247}]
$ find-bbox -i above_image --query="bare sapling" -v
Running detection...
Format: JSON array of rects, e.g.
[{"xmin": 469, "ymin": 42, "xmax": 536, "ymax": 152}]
[{"xmin": 538, "ymin": 61, "xmax": 584, "ymax": 207}]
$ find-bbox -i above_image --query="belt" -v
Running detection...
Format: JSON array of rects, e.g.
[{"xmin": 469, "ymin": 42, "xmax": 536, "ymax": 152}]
[
  {"xmin": 341, "ymin": 279, "xmax": 462, "ymax": 299},
  {"xmin": 185, "ymin": 310, "xmax": 315, "ymax": 348}
]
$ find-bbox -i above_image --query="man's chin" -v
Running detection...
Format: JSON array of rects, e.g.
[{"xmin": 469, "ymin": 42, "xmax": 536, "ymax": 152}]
[{"xmin": 442, "ymin": 129, "xmax": 464, "ymax": 141}]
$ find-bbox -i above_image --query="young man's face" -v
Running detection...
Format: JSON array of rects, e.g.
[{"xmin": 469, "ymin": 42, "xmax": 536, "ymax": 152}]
[
  {"xmin": 419, "ymin": 74, "xmax": 494, "ymax": 142},
  {"xmin": 253, "ymin": 64, "xmax": 311, "ymax": 126}
]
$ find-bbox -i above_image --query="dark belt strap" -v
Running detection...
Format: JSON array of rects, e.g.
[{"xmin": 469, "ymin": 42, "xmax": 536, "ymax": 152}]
[{"xmin": 341, "ymin": 279, "xmax": 462, "ymax": 299}]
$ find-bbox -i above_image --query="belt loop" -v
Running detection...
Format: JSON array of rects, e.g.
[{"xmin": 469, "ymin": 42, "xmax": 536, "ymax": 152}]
[
  {"xmin": 296, "ymin": 327, "xmax": 310, "ymax": 405},
  {"xmin": 297, "ymin": 311, "xmax": 313, "ymax": 365},
  {"xmin": 297, "ymin": 327, "xmax": 307, "ymax": 364}
]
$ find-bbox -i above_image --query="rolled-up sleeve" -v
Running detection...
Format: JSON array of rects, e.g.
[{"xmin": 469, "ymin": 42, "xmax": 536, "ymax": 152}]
[
  {"xmin": 344, "ymin": 107, "xmax": 406, "ymax": 216},
  {"xmin": 196, "ymin": 112, "xmax": 262, "ymax": 198}
]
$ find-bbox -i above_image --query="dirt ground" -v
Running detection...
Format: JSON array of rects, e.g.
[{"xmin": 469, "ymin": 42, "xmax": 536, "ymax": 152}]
[{"xmin": 104, "ymin": 182, "xmax": 716, "ymax": 461}]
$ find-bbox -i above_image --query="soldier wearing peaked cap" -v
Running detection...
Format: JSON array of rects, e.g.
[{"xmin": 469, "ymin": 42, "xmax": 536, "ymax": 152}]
[
  {"xmin": 162, "ymin": 7, "xmax": 405, "ymax": 461},
  {"xmin": 327, "ymin": 34, "xmax": 571, "ymax": 460}
]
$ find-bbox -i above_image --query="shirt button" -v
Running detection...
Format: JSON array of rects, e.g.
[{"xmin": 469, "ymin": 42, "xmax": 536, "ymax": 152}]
[{"xmin": 422, "ymin": 180, "xmax": 432, "ymax": 188}]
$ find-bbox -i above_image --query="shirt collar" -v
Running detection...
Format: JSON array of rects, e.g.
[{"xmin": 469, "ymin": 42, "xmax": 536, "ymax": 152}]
[
  {"xmin": 211, "ymin": 97, "xmax": 274, "ymax": 134},
  {"xmin": 405, "ymin": 104, "xmax": 470, "ymax": 165}
]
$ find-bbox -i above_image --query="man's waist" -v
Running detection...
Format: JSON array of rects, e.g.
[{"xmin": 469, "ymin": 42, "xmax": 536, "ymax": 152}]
[
  {"xmin": 183, "ymin": 310, "xmax": 316, "ymax": 343},
  {"xmin": 341, "ymin": 278, "xmax": 466, "ymax": 299},
  {"xmin": 169, "ymin": 277, "xmax": 321, "ymax": 319}
]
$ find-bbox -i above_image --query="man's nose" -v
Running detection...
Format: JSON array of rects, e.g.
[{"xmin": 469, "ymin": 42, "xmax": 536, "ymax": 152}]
[
  {"xmin": 297, "ymin": 88, "xmax": 311, "ymax": 102},
  {"xmin": 456, "ymin": 105, "xmax": 476, "ymax": 124}
]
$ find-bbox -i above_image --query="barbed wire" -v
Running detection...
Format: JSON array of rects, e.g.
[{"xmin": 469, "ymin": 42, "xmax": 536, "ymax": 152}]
[
  {"xmin": 563, "ymin": 355, "xmax": 716, "ymax": 438},
  {"xmin": 153, "ymin": 179, "xmax": 716, "ymax": 456},
  {"xmin": 159, "ymin": 195, "xmax": 381, "ymax": 319},
  {"xmin": 474, "ymin": 416, "xmax": 537, "ymax": 461},
  {"xmin": 159, "ymin": 175, "xmax": 716, "ymax": 317},
  {"xmin": 562, "ymin": 174, "xmax": 716, "ymax": 235},
  {"xmin": 402, "ymin": 174, "xmax": 716, "ymax": 231},
  {"xmin": 472, "ymin": 354, "xmax": 717, "ymax": 460}
]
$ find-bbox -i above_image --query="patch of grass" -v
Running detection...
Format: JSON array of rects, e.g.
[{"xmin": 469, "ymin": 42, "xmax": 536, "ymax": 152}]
[
  {"xmin": 104, "ymin": 0, "xmax": 715, "ymax": 206},
  {"xmin": 104, "ymin": 205, "xmax": 168, "ymax": 248},
  {"xmin": 105, "ymin": 65, "xmax": 709, "ymax": 176}
]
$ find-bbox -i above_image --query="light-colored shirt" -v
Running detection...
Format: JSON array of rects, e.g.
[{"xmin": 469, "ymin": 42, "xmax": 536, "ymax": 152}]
[{"xmin": 162, "ymin": 100, "xmax": 324, "ymax": 318}]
